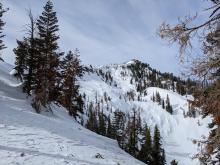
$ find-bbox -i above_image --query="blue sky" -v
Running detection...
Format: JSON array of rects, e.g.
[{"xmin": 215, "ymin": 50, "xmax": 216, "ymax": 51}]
[{"xmin": 2, "ymin": 0, "xmax": 211, "ymax": 75}]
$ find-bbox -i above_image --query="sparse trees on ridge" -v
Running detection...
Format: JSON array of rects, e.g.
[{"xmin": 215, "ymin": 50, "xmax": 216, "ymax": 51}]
[{"xmin": 85, "ymin": 101, "xmax": 166, "ymax": 165}]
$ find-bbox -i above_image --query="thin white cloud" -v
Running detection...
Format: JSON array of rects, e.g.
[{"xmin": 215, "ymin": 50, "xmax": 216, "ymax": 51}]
[{"xmin": 2, "ymin": 0, "xmax": 210, "ymax": 75}]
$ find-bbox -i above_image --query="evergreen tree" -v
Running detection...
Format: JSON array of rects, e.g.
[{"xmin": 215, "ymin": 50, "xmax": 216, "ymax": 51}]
[
  {"xmin": 162, "ymin": 99, "xmax": 165, "ymax": 109},
  {"xmin": 98, "ymin": 109, "xmax": 106, "ymax": 136},
  {"xmin": 126, "ymin": 119, "xmax": 137, "ymax": 156},
  {"xmin": 14, "ymin": 10, "xmax": 39, "ymax": 95},
  {"xmin": 171, "ymin": 81, "xmax": 175, "ymax": 92},
  {"xmin": 137, "ymin": 111, "xmax": 142, "ymax": 134},
  {"xmin": 107, "ymin": 115, "xmax": 116, "ymax": 139},
  {"xmin": 156, "ymin": 92, "xmax": 161, "ymax": 104},
  {"xmin": 138, "ymin": 125, "xmax": 153, "ymax": 164},
  {"xmin": 165, "ymin": 95, "xmax": 173, "ymax": 114},
  {"xmin": 152, "ymin": 93, "xmax": 155, "ymax": 102},
  {"xmin": 34, "ymin": 0, "xmax": 63, "ymax": 110},
  {"xmin": 126, "ymin": 109, "xmax": 139, "ymax": 157},
  {"xmin": 176, "ymin": 80, "xmax": 186, "ymax": 95},
  {"xmin": 113, "ymin": 111, "xmax": 126, "ymax": 148},
  {"xmin": 60, "ymin": 50, "xmax": 84, "ymax": 117},
  {"xmin": 86, "ymin": 102, "xmax": 98, "ymax": 132},
  {"xmin": 0, "ymin": 2, "xmax": 8, "ymax": 61},
  {"xmin": 13, "ymin": 38, "xmax": 29, "ymax": 80},
  {"xmin": 152, "ymin": 125, "xmax": 165, "ymax": 165},
  {"xmin": 22, "ymin": 10, "xmax": 39, "ymax": 95}
]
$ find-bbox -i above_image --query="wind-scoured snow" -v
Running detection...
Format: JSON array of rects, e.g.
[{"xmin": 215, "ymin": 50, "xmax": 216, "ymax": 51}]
[
  {"xmin": 0, "ymin": 61, "xmax": 145, "ymax": 165},
  {"xmin": 79, "ymin": 61, "xmax": 212, "ymax": 165}
]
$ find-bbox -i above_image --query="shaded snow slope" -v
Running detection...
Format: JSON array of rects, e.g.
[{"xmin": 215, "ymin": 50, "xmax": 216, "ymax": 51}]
[
  {"xmin": 0, "ymin": 61, "xmax": 145, "ymax": 165},
  {"xmin": 79, "ymin": 61, "xmax": 211, "ymax": 165}
]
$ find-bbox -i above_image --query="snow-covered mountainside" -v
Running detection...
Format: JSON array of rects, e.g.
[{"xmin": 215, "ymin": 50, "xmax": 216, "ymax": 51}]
[
  {"xmin": 0, "ymin": 60, "xmax": 212, "ymax": 165},
  {"xmin": 79, "ymin": 60, "xmax": 212, "ymax": 165},
  {"xmin": 0, "ymin": 61, "xmax": 145, "ymax": 165}
]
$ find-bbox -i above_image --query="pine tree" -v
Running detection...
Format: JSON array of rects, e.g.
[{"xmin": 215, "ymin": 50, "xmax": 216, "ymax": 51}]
[
  {"xmin": 0, "ymin": 2, "xmax": 8, "ymax": 61},
  {"xmin": 126, "ymin": 119, "xmax": 137, "ymax": 156},
  {"xmin": 152, "ymin": 93, "xmax": 155, "ymax": 102},
  {"xmin": 137, "ymin": 111, "xmax": 142, "ymax": 134},
  {"xmin": 86, "ymin": 102, "xmax": 98, "ymax": 132},
  {"xmin": 98, "ymin": 109, "xmax": 106, "ymax": 136},
  {"xmin": 14, "ymin": 10, "xmax": 39, "ymax": 95},
  {"xmin": 162, "ymin": 99, "xmax": 165, "ymax": 109},
  {"xmin": 113, "ymin": 111, "xmax": 126, "ymax": 148},
  {"xmin": 13, "ymin": 38, "xmax": 29, "ymax": 80},
  {"xmin": 156, "ymin": 92, "xmax": 161, "ymax": 104},
  {"xmin": 22, "ymin": 10, "xmax": 39, "ymax": 95},
  {"xmin": 152, "ymin": 125, "xmax": 165, "ymax": 165},
  {"xmin": 60, "ymin": 50, "xmax": 84, "ymax": 117},
  {"xmin": 165, "ymin": 95, "xmax": 173, "ymax": 114},
  {"xmin": 138, "ymin": 125, "xmax": 153, "ymax": 164},
  {"xmin": 126, "ymin": 109, "xmax": 139, "ymax": 157},
  {"xmin": 107, "ymin": 115, "xmax": 116, "ymax": 139},
  {"xmin": 171, "ymin": 80, "xmax": 175, "ymax": 92},
  {"xmin": 34, "ymin": 0, "xmax": 63, "ymax": 110}
]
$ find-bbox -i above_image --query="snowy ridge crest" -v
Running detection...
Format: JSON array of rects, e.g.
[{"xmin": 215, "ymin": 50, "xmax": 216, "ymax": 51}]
[{"xmin": 80, "ymin": 60, "xmax": 211, "ymax": 165}]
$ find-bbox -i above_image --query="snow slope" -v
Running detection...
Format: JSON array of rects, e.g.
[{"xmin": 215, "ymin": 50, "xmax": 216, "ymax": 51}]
[
  {"xmin": 79, "ymin": 61, "xmax": 212, "ymax": 165},
  {"xmin": 0, "ymin": 61, "xmax": 145, "ymax": 165}
]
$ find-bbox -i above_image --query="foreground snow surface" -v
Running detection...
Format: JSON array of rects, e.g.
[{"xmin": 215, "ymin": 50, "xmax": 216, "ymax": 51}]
[{"xmin": 0, "ymin": 62, "xmax": 145, "ymax": 165}]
